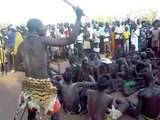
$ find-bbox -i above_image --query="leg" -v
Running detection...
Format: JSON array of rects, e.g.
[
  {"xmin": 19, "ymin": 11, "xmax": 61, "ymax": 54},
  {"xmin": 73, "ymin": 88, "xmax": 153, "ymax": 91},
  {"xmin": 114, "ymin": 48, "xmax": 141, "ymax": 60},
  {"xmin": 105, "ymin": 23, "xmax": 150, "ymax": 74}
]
[
  {"xmin": 103, "ymin": 41, "xmax": 107, "ymax": 53},
  {"xmin": 1, "ymin": 63, "xmax": 4, "ymax": 75},
  {"xmin": 116, "ymin": 101, "xmax": 130, "ymax": 114},
  {"xmin": 27, "ymin": 111, "xmax": 36, "ymax": 120},
  {"xmin": 51, "ymin": 112, "xmax": 60, "ymax": 120},
  {"xmin": 7, "ymin": 53, "xmax": 12, "ymax": 71},
  {"xmin": 4, "ymin": 63, "xmax": 8, "ymax": 74},
  {"xmin": 127, "ymin": 40, "xmax": 129, "ymax": 51},
  {"xmin": 123, "ymin": 86, "xmax": 139, "ymax": 97},
  {"xmin": 124, "ymin": 42, "xmax": 126, "ymax": 51}
]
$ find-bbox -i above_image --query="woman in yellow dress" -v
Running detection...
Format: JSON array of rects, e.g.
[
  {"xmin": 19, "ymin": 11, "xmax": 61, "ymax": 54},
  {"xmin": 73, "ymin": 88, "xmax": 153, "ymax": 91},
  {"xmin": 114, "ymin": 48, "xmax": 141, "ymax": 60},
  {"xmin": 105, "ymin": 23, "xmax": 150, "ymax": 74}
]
[{"xmin": 0, "ymin": 38, "xmax": 7, "ymax": 75}]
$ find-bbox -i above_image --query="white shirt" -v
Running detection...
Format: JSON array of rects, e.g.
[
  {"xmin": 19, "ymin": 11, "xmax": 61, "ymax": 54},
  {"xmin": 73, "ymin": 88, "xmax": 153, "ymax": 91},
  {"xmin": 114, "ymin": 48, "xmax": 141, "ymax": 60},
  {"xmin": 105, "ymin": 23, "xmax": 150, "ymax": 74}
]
[
  {"xmin": 137, "ymin": 24, "xmax": 142, "ymax": 29},
  {"xmin": 103, "ymin": 32, "xmax": 110, "ymax": 42},
  {"xmin": 46, "ymin": 29, "xmax": 51, "ymax": 37},
  {"xmin": 115, "ymin": 26, "xmax": 124, "ymax": 39},
  {"xmin": 131, "ymin": 29, "xmax": 140, "ymax": 39},
  {"xmin": 88, "ymin": 27, "xmax": 94, "ymax": 39},
  {"xmin": 93, "ymin": 30, "xmax": 100, "ymax": 43},
  {"xmin": 77, "ymin": 33, "xmax": 84, "ymax": 43},
  {"xmin": 99, "ymin": 27, "xmax": 104, "ymax": 35}
]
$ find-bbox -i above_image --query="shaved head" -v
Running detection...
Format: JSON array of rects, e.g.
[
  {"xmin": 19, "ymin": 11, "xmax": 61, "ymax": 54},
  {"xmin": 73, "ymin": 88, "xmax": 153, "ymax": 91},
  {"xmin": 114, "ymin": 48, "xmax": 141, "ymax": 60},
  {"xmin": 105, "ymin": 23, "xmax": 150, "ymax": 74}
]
[
  {"xmin": 27, "ymin": 18, "xmax": 46, "ymax": 36},
  {"xmin": 97, "ymin": 75, "xmax": 110, "ymax": 91}
]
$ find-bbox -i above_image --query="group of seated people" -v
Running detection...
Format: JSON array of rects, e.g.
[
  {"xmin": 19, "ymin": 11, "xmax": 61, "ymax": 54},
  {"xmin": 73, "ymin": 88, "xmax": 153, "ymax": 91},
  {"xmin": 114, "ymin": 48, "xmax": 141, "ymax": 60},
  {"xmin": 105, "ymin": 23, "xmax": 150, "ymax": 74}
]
[{"xmin": 48, "ymin": 44, "xmax": 160, "ymax": 120}]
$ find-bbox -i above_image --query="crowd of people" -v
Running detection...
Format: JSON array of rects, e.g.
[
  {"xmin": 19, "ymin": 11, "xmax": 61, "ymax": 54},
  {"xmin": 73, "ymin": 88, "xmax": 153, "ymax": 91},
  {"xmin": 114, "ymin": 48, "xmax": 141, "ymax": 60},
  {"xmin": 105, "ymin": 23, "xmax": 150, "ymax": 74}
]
[
  {"xmin": 0, "ymin": 7, "xmax": 160, "ymax": 120},
  {"xmin": 1, "ymin": 18, "xmax": 160, "ymax": 75}
]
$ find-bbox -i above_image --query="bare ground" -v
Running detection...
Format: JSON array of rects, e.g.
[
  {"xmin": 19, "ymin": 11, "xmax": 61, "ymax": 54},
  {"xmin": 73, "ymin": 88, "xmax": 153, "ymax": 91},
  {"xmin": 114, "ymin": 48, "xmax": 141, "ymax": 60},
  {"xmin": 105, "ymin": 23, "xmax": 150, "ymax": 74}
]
[{"xmin": 0, "ymin": 61, "xmax": 136, "ymax": 120}]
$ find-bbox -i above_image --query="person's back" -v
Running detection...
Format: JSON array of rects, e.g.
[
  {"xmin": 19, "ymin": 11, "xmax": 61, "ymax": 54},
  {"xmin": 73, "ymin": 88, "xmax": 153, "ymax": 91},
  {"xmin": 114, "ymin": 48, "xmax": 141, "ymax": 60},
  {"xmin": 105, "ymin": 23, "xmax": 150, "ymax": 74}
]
[
  {"xmin": 14, "ymin": 7, "xmax": 84, "ymax": 120},
  {"xmin": 61, "ymin": 82, "xmax": 81, "ymax": 113},
  {"xmin": 87, "ymin": 75, "xmax": 113, "ymax": 120},
  {"xmin": 87, "ymin": 90, "xmax": 113, "ymax": 120},
  {"xmin": 139, "ymin": 87, "xmax": 160, "ymax": 119},
  {"xmin": 60, "ymin": 79, "xmax": 97, "ymax": 114},
  {"xmin": 19, "ymin": 36, "xmax": 48, "ymax": 78}
]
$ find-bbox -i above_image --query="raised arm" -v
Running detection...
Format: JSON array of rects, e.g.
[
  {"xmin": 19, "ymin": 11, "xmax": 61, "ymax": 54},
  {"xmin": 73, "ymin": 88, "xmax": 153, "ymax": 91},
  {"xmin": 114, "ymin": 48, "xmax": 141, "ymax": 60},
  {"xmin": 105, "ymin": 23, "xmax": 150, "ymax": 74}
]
[
  {"xmin": 43, "ymin": 7, "xmax": 83, "ymax": 47},
  {"xmin": 76, "ymin": 82, "xmax": 97, "ymax": 88}
]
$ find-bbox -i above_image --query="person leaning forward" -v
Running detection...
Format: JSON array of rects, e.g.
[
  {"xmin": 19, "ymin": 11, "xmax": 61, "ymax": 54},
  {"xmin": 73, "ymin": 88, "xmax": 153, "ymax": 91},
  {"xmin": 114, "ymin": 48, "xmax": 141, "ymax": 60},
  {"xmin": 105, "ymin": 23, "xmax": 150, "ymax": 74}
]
[{"xmin": 13, "ymin": 7, "xmax": 84, "ymax": 120}]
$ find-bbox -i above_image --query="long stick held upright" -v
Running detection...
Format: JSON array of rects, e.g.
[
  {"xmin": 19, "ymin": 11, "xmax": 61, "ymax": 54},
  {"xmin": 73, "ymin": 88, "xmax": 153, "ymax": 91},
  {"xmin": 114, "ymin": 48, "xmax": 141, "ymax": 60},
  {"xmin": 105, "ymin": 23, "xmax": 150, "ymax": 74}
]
[
  {"xmin": 62, "ymin": 0, "xmax": 89, "ymax": 19},
  {"xmin": 63, "ymin": 0, "xmax": 76, "ymax": 9}
]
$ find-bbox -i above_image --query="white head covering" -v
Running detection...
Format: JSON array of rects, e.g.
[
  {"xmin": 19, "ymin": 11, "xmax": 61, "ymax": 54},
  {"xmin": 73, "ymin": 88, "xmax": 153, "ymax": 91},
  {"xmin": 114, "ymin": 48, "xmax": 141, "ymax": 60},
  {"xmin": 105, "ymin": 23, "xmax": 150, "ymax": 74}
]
[
  {"xmin": 93, "ymin": 48, "xmax": 100, "ymax": 53},
  {"xmin": 101, "ymin": 58, "xmax": 112, "ymax": 64},
  {"xmin": 10, "ymin": 25, "xmax": 16, "ymax": 30}
]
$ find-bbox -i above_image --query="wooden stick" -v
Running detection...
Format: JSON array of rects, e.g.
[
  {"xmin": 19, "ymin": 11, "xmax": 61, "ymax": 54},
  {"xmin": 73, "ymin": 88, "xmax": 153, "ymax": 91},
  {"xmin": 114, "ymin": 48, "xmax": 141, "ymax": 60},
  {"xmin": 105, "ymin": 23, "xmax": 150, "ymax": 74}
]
[
  {"xmin": 62, "ymin": 0, "xmax": 89, "ymax": 19},
  {"xmin": 63, "ymin": 0, "xmax": 76, "ymax": 9}
]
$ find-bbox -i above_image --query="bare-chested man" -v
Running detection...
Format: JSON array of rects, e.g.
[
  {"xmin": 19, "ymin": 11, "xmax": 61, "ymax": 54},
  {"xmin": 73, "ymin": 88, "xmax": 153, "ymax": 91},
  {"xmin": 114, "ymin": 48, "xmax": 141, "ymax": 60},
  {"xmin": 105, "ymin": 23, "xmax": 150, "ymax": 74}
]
[
  {"xmin": 78, "ymin": 58, "xmax": 95, "ymax": 82},
  {"xmin": 128, "ymin": 70, "xmax": 160, "ymax": 120},
  {"xmin": 87, "ymin": 75, "xmax": 129, "ymax": 120},
  {"xmin": 14, "ymin": 7, "xmax": 84, "ymax": 120},
  {"xmin": 52, "ymin": 72, "xmax": 97, "ymax": 114}
]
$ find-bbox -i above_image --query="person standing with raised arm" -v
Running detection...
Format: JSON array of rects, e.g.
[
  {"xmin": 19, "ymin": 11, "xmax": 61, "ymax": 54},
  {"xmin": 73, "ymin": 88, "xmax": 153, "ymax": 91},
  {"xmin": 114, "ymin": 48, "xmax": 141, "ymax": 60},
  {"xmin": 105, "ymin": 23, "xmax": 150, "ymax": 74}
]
[{"xmin": 13, "ymin": 6, "xmax": 84, "ymax": 120}]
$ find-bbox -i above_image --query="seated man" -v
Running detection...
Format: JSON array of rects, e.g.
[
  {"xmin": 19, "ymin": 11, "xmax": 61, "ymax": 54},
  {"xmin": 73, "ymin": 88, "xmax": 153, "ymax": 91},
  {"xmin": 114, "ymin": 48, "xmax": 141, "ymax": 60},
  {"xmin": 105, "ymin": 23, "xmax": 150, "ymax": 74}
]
[
  {"xmin": 128, "ymin": 70, "xmax": 160, "ymax": 120},
  {"xmin": 136, "ymin": 52, "xmax": 152, "ymax": 75},
  {"xmin": 97, "ymin": 59, "xmax": 124, "ymax": 93},
  {"xmin": 88, "ymin": 52, "xmax": 101, "ymax": 80},
  {"xmin": 128, "ymin": 44, "xmax": 139, "ymax": 59},
  {"xmin": 63, "ymin": 55, "xmax": 81, "ymax": 83},
  {"xmin": 87, "ymin": 75, "xmax": 129, "ymax": 120},
  {"xmin": 123, "ymin": 54, "xmax": 146, "ymax": 97},
  {"xmin": 52, "ymin": 72, "xmax": 97, "ymax": 114},
  {"xmin": 47, "ymin": 60, "xmax": 62, "ymax": 78},
  {"xmin": 78, "ymin": 58, "xmax": 95, "ymax": 82}
]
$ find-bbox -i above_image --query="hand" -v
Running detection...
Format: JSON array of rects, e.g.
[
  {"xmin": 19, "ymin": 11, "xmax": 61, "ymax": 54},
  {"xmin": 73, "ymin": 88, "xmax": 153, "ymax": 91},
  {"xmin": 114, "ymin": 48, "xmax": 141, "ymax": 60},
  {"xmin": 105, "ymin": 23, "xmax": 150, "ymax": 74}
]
[{"xmin": 74, "ymin": 7, "xmax": 84, "ymax": 20}]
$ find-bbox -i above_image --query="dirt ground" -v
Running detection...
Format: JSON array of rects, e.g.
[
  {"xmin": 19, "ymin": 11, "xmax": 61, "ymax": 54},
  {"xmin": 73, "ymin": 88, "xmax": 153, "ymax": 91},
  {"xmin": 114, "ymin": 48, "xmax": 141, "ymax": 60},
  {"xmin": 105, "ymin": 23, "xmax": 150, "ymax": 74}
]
[{"xmin": 0, "ymin": 61, "xmax": 136, "ymax": 120}]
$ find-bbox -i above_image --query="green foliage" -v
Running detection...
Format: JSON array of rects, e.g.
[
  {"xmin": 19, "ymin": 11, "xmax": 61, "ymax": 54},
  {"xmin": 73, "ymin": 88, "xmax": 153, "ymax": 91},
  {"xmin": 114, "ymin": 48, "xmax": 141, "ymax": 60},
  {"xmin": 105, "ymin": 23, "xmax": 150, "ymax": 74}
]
[
  {"xmin": 95, "ymin": 16, "xmax": 116, "ymax": 24},
  {"xmin": 95, "ymin": 9, "xmax": 158, "ymax": 23},
  {"xmin": 127, "ymin": 8, "xmax": 158, "ymax": 22}
]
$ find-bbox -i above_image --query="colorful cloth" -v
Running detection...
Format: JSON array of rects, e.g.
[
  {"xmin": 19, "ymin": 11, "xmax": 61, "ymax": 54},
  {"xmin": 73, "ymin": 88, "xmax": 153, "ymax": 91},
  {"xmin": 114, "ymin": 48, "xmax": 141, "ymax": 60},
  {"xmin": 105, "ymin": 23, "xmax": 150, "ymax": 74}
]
[
  {"xmin": 18, "ymin": 77, "xmax": 58, "ymax": 114},
  {"xmin": 0, "ymin": 39, "xmax": 7, "ymax": 64},
  {"xmin": 12, "ymin": 32, "xmax": 23, "ymax": 55},
  {"xmin": 125, "ymin": 80, "xmax": 136, "ymax": 87},
  {"xmin": 111, "ymin": 32, "xmax": 116, "ymax": 52},
  {"xmin": 143, "ymin": 115, "xmax": 154, "ymax": 120},
  {"xmin": 123, "ymin": 31, "xmax": 130, "ymax": 40},
  {"xmin": 107, "ymin": 105, "xmax": 122, "ymax": 120}
]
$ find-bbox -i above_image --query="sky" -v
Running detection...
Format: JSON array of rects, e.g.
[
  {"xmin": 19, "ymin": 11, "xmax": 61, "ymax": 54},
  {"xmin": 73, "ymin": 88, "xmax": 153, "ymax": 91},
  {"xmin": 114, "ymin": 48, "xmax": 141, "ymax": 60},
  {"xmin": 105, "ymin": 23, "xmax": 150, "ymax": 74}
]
[{"xmin": 0, "ymin": 0, "xmax": 160, "ymax": 24}]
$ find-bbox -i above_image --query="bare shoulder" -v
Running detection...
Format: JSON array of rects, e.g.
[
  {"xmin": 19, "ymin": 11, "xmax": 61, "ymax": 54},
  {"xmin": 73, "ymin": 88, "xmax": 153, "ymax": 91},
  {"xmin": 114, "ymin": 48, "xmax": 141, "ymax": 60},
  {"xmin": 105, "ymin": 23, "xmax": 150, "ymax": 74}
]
[
  {"xmin": 104, "ymin": 93, "xmax": 113, "ymax": 101},
  {"xmin": 87, "ymin": 89, "xmax": 95, "ymax": 96},
  {"xmin": 138, "ymin": 88, "xmax": 148, "ymax": 96}
]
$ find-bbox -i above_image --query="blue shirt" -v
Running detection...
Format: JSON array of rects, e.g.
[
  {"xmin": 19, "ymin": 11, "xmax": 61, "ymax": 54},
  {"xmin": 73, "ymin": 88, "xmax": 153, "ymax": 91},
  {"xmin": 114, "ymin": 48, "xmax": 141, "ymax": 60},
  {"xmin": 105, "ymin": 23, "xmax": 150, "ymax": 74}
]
[{"xmin": 8, "ymin": 32, "xmax": 16, "ymax": 49}]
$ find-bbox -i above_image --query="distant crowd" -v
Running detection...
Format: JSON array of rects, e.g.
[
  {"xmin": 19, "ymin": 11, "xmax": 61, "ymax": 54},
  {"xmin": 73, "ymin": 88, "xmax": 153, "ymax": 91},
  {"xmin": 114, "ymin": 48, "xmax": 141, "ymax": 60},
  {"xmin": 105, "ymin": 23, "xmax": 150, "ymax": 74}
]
[{"xmin": 0, "ymin": 18, "xmax": 160, "ymax": 75}]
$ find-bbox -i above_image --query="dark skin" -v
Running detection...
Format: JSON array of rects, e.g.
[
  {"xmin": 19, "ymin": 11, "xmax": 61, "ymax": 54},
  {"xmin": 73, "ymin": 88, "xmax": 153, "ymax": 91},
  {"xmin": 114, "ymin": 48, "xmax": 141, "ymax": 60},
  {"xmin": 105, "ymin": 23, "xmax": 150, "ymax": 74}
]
[
  {"xmin": 97, "ymin": 62, "xmax": 124, "ymax": 93},
  {"xmin": 14, "ymin": 7, "xmax": 83, "ymax": 77},
  {"xmin": 123, "ymin": 55, "xmax": 147, "ymax": 97},
  {"xmin": 52, "ymin": 73, "xmax": 97, "ymax": 114},
  {"xmin": 87, "ymin": 75, "xmax": 113, "ymax": 120},
  {"xmin": 87, "ymin": 75, "xmax": 129, "ymax": 120},
  {"xmin": 136, "ymin": 86, "xmax": 160, "ymax": 120},
  {"xmin": 61, "ymin": 81, "xmax": 97, "ymax": 114},
  {"xmin": 127, "ymin": 70, "xmax": 160, "ymax": 119},
  {"xmin": 87, "ymin": 89, "xmax": 113, "ymax": 120},
  {"xmin": 78, "ymin": 59, "xmax": 95, "ymax": 82},
  {"xmin": 14, "ymin": 7, "xmax": 84, "ymax": 120}
]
